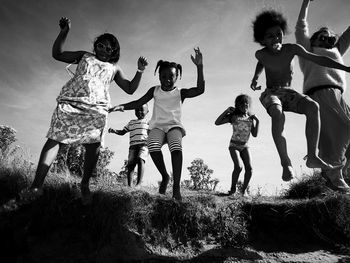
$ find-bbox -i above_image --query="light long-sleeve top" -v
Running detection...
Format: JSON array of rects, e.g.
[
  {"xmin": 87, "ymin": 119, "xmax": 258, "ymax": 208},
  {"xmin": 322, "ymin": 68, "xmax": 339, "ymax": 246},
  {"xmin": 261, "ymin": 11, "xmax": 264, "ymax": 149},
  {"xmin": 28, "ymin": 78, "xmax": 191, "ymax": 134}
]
[{"xmin": 295, "ymin": 18, "xmax": 350, "ymax": 94}]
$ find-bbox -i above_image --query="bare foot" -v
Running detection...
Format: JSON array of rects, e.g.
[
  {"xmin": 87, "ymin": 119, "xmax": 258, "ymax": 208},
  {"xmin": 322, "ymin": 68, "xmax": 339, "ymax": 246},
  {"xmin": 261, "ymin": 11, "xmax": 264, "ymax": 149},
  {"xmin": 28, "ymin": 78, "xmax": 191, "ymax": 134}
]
[
  {"xmin": 282, "ymin": 166, "xmax": 294, "ymax": 182},
  {"xmin": 306, "ymin": 156, "xmax": 342, "ymax": 170},
  {"xmin": 159, "ymin": 175, "xmax": 169, "ymax": 194}
]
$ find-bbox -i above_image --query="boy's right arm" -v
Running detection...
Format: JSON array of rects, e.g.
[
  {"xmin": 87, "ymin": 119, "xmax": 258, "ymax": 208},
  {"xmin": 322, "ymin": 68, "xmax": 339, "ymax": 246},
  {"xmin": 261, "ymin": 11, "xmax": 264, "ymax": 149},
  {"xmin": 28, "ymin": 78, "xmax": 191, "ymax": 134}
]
[
  {"xmin": 109, "ymin": 87, "xmax": 155, "ymax": 113},
  {"xmin": 215, "ymin": 107, "xmax": 234, "ymax": 125},
  {"xmin": 293, "ymin": 44, "xmax": 350, "ymax": 72},
  {"xmin": 52, "ymin": 17, "xmax": 85, "ymax": 63},
  {"xmin": 108, "ymin": 128, "xmax": 127, "ymax": 135}
]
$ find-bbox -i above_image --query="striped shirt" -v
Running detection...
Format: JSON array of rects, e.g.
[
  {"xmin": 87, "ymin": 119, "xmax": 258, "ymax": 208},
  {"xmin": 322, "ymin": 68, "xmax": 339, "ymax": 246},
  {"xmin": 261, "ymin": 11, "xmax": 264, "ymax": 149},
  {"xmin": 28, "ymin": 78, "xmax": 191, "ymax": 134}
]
[{"xmin": 124, "ymin": 118, "xmax": 149, "ymax": 146}]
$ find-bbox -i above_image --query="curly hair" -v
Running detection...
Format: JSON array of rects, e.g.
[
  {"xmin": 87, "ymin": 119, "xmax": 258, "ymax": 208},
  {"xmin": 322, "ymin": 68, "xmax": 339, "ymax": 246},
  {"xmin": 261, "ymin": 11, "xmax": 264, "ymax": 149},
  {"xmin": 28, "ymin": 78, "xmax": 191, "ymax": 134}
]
[
  {"xmin": 154, "ymin": 60, "xmax": 182, "ymax": 79},
  {"xmin": 93, "ymin": 33, "xmax": 120, "ymax": 63},
  {"xmin": 253, "ymin": 9, "xmax": 288, "ymax": 45}
]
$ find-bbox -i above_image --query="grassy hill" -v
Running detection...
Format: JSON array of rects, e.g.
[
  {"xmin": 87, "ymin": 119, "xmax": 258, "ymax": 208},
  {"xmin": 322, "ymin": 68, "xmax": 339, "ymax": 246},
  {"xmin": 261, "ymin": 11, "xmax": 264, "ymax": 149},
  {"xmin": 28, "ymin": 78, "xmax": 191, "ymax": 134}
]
[{"xmin": 0, "ymin": 136, "xmax": 349, "ymax": 262}]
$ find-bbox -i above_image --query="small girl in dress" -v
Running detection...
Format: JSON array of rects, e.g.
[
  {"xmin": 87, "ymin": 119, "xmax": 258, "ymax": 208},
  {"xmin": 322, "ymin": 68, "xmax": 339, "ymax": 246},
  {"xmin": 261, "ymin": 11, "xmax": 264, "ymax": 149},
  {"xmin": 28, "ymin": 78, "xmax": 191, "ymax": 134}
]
[
  {"xmin": 109, "ymin": 48, "xmax": 205, "ymax": 200},
  {"xmin": 215, "ymin": 94, "xmax": 259, "ymax": 195},
  {"xmin": 28, "ymin": 17, "xmax": 148, "ymax": 204}
]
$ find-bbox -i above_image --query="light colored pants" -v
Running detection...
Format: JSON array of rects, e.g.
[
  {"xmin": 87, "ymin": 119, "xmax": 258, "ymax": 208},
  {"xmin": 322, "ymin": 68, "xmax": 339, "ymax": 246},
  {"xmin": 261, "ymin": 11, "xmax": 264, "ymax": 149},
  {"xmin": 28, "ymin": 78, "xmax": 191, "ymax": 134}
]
[{"xmin": 310, "ymin": 88, "xmax": 350, "ymax": 168}]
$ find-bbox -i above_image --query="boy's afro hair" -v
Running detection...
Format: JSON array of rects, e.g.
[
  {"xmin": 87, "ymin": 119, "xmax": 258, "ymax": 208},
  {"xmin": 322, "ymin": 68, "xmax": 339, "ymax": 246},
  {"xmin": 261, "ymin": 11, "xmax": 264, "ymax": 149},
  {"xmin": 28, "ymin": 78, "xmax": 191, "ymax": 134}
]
[{"xmin": 252, "ymin": 9, "xmax": 288, "ymax": 44}]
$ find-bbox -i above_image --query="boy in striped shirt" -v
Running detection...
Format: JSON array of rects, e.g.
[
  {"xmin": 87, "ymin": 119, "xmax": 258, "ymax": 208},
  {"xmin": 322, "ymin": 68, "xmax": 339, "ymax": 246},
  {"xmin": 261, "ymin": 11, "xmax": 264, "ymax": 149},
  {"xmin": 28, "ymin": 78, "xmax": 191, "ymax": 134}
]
[{"xmin": 108, "ymin": 104, "xmax": 149, "ymax": 187}]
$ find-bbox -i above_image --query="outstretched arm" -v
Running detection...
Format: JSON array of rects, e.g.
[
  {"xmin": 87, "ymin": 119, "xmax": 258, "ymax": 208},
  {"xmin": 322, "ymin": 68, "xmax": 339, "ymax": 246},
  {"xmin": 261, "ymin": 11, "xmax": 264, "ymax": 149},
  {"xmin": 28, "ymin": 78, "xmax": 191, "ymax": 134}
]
[
  {"xmin": 108, "ymin": 128, "xmax": 127, "ymax": 135},
  {"xmin": 250, "ymin": 115, "xmax": 259, "ymax": 137},
  {"xmin": 215, "ymin": 107, "xmax": 235, "ymax": 125},
  {"xmin": 109, "ymin": 86, "xmax": 155, "ymax": 112},
  {"xmin": 293, "ymin": 43, "xmax": 350, "ymax": 72},
  {"xmin": 250, "ymin": 60, "xmax": 264, "ymax": 91},
  {"xmin": 181, "ymin": 47, "xmax": 205, "ymax": 101},
  {"xmin": 52, "ymin": 17, "xmax": 85, "ymax": 63},
  {"xmin": 114, "ymin": 57, "xmax": 149, "ymax": 95}
]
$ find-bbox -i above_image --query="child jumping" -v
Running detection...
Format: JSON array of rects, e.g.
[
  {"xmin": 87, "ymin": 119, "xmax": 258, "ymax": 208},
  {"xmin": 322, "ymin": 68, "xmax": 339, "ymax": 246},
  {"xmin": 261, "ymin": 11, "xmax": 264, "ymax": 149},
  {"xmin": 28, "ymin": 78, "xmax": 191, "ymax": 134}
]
[
  {"xmin": 108, "ymin": 104, "xmax": 149, "ymax": 187},
  {"xmin": 109, "ymin": 48, "xmax": 205, "ymax": 200},
  {"xmin": 27, "ymin": 17, "xmax": 148, "ymax": 204},
  {"xmin": 251, "ymin": 10, "xmax": 350, "ymax": 181},
  {"xmin": 295, "ymin": 0, "xmax": 350, "ymax": 193},
  {"xmin": 215, "ymin": 94, "xmax": 259, "ymax": 196}
]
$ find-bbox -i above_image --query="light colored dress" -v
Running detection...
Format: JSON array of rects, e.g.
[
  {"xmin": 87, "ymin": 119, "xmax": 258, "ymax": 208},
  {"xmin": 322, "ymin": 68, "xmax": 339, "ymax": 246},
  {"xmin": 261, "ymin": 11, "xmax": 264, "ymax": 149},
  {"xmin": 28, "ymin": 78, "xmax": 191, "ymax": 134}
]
[{"xmin": 47, "ymin": 53, "xmax": 118, "ymax": 145}]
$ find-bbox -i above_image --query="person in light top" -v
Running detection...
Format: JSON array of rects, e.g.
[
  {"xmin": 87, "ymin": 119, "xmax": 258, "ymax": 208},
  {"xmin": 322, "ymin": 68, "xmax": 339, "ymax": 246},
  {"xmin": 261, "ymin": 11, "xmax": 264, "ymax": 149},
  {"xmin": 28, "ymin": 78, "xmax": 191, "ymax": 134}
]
[
  {"xmin": 295, "ymin": 0, "xmax": 350, "ymax": 193},
  {"xmin": 108, "ymin": 104, "xmax": 149, "ymax": 187},
  {"xmin": 109, "ymin": 48, "xmax": 204, "ymax": 201}
]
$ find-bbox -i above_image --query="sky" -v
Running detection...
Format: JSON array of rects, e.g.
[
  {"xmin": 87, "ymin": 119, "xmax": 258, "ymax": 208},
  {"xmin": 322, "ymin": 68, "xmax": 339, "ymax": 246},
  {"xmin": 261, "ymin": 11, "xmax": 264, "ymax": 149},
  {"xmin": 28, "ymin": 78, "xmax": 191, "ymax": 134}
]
[{"xmin": 1, "ymin": 0, "xmax": 350, "ymax": 195}]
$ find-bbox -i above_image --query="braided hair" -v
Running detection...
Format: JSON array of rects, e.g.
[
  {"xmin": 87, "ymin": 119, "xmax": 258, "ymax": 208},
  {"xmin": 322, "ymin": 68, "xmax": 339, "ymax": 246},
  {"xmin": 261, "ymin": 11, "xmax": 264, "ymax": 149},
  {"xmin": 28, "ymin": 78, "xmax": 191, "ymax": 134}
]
[{"xmin": 154, "ymin": 60, "xmax": 182, "ymax": 79}]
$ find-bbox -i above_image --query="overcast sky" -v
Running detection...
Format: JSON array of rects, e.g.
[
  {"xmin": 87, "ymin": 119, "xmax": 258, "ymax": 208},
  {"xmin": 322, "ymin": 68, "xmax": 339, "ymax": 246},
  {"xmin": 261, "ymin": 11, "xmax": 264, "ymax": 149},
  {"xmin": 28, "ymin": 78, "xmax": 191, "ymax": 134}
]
[{"xmin": 1, "ymin": 0, "xmax": 350, "ymax": 194}]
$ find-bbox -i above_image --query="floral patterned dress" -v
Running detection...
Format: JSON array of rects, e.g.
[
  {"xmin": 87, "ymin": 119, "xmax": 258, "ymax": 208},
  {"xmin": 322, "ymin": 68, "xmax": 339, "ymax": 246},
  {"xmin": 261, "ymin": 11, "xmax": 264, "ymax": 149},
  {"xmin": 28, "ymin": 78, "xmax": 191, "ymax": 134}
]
[
  {"xmin": 229, "ymin": 115, "xmax": 253, "ymax": 151},
  {"xmin": 47, "ymin": 53, "xmax": 118, "ymax": 145}
]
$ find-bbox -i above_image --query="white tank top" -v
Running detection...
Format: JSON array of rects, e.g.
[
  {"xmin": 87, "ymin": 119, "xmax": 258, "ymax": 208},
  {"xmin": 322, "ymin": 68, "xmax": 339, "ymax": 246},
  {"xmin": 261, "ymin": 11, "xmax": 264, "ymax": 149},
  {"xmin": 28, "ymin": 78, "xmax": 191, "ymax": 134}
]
[{"xmin": 149, "ymin": 85, "xmax": 185, "ymax": 135}]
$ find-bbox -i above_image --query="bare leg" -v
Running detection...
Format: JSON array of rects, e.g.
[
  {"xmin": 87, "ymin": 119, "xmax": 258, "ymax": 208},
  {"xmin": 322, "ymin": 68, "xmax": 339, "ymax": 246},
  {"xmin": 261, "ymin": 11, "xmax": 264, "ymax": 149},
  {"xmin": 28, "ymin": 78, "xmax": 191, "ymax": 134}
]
[
  {"xmin": 81, "ymin": 142, "xmax": 100, "ymax": 204},
  {"xmin": 31, "ymin": 139, "xmax": 60, "ymax": 189},
  {"xmin": 171, "ymin": 150, "xmax": 182, "ymax": 201},
  {"xmin": 268, "ymin": 105, "xmax": 294, "ymax": 181},
  {"xmin": 126, "ymin": 162, "xmax": 137, "ymax": 187},
  {"xmin": 240, "ymin": 148, "xmax": 252, "ymax": 195},
  {"xmin": 229, "ymin": 148, "xmax": 242, "ymax": 195},
  {"xmin": 298, "ymin": 98, "xmax": 334, "ymax": 170},
  {"xmin": 136, "ymin": 158, "xmax": 145, "ymax": 186},
  {"xmin": 150, "ymin": 151, "xmax": 169, "ymax": 194}
]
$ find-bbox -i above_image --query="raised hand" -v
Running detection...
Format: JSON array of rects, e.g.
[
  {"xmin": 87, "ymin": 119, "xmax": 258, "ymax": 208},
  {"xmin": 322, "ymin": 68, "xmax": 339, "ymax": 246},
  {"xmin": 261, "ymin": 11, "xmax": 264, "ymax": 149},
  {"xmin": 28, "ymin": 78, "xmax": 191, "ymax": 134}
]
[
  {"xmin": 59, "ymin": 17, "xmax": 71, "ymax": 31},
  {"xmin": 137, "ymin": 56, "xmax": 148, "ymax": 71},
  {"xmin": 190, "ymin": 47, "xmax": 203, "ymax": 66}
]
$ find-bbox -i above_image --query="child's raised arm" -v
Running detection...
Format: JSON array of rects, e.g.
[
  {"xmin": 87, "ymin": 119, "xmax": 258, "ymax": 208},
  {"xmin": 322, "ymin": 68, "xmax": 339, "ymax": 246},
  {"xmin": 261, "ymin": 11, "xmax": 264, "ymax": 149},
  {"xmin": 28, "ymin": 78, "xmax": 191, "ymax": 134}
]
[
  {"xmin": 292, "ymin": 43, "xmax": 350, "ymax": 72},
  {"xmin": 215, "ymin": 107, "xmax": 235, "ymax": 125},
  {"xmin": 109, "ymin": 86, "xmax": 155, "ymax": 113},
  {"xmin": 52, "ymin": 17, "xmax": 85, "ymax": 64},
  {"xmin": 181, "ymin": 48, "xmax": 205, "ymax": 101},
  {"xmin": 114, "ymin": 57, "xmax": 148, "ymax": 95},
  {"xmin": 251, "ymin": 61, "xmax": 264, "ymax": 91}
]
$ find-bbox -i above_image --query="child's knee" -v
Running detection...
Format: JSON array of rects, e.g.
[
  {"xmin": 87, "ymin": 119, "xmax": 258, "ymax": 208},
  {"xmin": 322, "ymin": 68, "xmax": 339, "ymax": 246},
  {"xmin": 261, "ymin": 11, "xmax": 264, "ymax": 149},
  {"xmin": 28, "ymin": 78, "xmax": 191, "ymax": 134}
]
[
  {"xmin": 234, "ymin": 165, "xmax": 243, "ymax": 172},
  {"xmin": 300, "ymin": 98, "xmax": 319, "ymax": 115}
]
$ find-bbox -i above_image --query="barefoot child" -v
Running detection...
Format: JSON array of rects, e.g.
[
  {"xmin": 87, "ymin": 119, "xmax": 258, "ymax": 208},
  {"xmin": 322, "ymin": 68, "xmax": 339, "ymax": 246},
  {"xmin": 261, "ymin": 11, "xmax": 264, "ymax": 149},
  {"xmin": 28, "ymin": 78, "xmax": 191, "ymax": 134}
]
[
  {"xmin": 109, "ymin": 48, "xmax": 205, "ymax": 200},
  {"xmin": 251, "ymin": 10, "xmax": 350, "ymax": 181},
  {"xmin": 27, "ymin": 17, "xmax": 148, "ymax": 204},
  {"xmin": 296, "ymin": 0, "xmax": 350, "ymax": 193},
  {"xmin": 215, "ymin": 94, "xmax": 259, "ymax": 195},
  {"xmin": 108, "ymin": 104, "xmax": 149, "ymax": 187}
]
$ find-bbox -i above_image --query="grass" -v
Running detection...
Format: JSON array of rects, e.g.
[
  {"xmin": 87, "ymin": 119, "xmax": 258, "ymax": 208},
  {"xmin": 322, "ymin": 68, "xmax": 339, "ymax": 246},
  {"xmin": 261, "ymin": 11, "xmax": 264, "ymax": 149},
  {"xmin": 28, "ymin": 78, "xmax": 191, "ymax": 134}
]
[{"xmin": 1, "ymin": 148, "xmax": 350, "ymax": 262}]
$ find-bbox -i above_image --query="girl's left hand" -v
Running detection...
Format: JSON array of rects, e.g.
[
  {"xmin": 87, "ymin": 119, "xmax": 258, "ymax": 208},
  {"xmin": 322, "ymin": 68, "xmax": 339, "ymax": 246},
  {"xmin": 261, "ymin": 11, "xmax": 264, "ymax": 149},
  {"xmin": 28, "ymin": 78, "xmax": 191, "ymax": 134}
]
[
  {"xmin": 137, "ymin": 56, "xmax": 148, "ymax": 71},
  {"xmin": 191, "ymin": 47, "xmax": 203, "ymax": 66}
]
